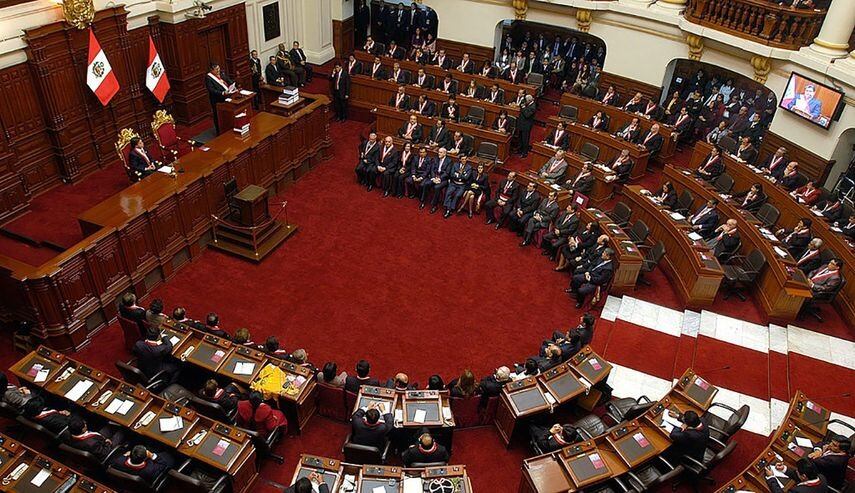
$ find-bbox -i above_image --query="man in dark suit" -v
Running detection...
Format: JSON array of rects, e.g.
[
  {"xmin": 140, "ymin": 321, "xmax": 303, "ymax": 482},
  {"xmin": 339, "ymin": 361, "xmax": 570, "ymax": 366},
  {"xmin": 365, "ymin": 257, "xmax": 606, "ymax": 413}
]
[
  {"xmin": 249, "ymin": 50, "xmax": 261, "ymax": 107},
  {"xmin": 568, "ymin": 248, "xmax": 615, "ymax": 308},
  {"xmin": 642, "ymin": 100, "xmax": 664, "ymax": 121},
  {"xmin": 437, "ymin": 74, "xmax": 457, "ymax": 95},
  {"xmin": 412, "ymin": 94, "xmax": 435, "ymax": 117},
  {"xmin": 289, "ymin": 41, "xmax": 312, "ymax": 82},
  {"xmin": 563, "ymin": 163, "xmax": 595, "ymax": 196},
  {"xmin": 439, "ymin": 96, "xmax": 460, "ymax": 122},
  {"xmin": 423, "ymin": 147, "xmax": 453, "ymax": 213},
  {"xmin": 393, "ymin": 4, "xmax": 410, "ymax": 44},
  {"xmin": 761, "ymin": 147, "xmax": 789, "ymax": 179},
  {"xmin": 483, "ymin": 83, "xmax": 504, "ymax": 105},
  {"xmin": 456, "ymin": 53, "xmax": 475, "ymax": 74},
  {"xmin": 530, "ymin": 424, "xmax": 580, "ymax": 453},
  {"xmin": 346, "ymin": 54, "xmax": 363, "ymax": 76},
  {"xmin": 543, "ymin": 122, "xmax": 570, "ymax": 150},
  {"xmin": 695, "ymin": 146, "xmax": 724, "ymax": 182},
  {"xmin": 640, "ymin": 124, "xmax": 664, "ymax": 157},
  {"xmin": 807, "ymin": 437, "xmax": 850, "ymax": 489},
  {"xmin": 368, "ymin": 136, "xmax": 398, "ymax": 193},
  {"xmin": 808, "ymin": 259, "xmax": 843, "ymax": 296},
  {"xmin": 365, "ymin": 56, "xmax": 385, "ymax": 79},
  {"xmin": 479, "ymin": 367, "xmax": 511, "ymax": 397},
  {"xmin": 389, "ymin": 86, "xmax": 410, "ymax": 111},
  {"xmin": 608, "ymin": 150, "xmax": 634, "ymax": 181},
  {"xmin": 765, "ymin": 459, "xmax": 828, "ymax": 493},
  {"xmin": 616, "ymin": 118, "xmax": 642, "ymax": 143},
  {"xmin": 351, "ymin": 404, "xmax": 393, "ymax": 448},
  {"xmin": 667, "ymin": 410, "xmax": 710, "ymax": 462},
  {"xmin": 112, "ymin": 445, "xmax": 176, "ymax": 485},
  {"xmin": 538, "ymin": 149, "xmax": 568, "ymax": 183},
  {"xmin": 442, "ymin": 156, "xmax": 473, "ymax": 217},
  {"xmin": 522, "ymin": 191, "xmax": 560, "ymax": 246},
  {"xmin": 127, "ymin": 137, "xmax": 156, "ymax": 180},
  {"xmin": 398, "ymin": 114, "xmax": 423, "ymax": 144},
  {"xmin": 345, "ymin": 360, "xmax": 380, "ymax": 393},
  {"xmin": 387, "ymin": 62, "xmax": 408, "ymax": 84},
  {"xmin": 133, "ymin": 326, "xmax": 179, "ymax": 383},
  {"xmin": 284, "ymin": 474, "xmax": 330, "ymax": 493},
  {"xmin": 412, "ymin": 68, "xmax": 433, "ymax": 89},
  {"xmin": 735, "ymin": 136, "xmax": 758, "ymax": 164},
  {"xmin": 427, "ymin": 119, "xmax": 451, "ymax": 149},
  {"xmin": 777, "ymin": 218, "xmax": 812, "ymax": 257},
  {"xmin": 205, "ymin": 63, "xmax": 234, "ymax": 133},
  {"xmin": 265, "ymin": 56, "xmax": 285, "ymax": 86},
  {"xmin": 732, "ymin": 183, "xmax": 766, "ymax": 213},
  {"xmin": 355, "ymin": 132, "xmax": 380, "ymax": 187},
  {"xmin": 504, "ymin": 62, "xmax": 524, "ymax": 84},
  {"xmin": 119, "ymin": 292, "xmax": 147, "ymax": 335},
  {"xmin": 485, "ymin": 171, "xmax": 520, "ymax": 226},
  {"xmin": 541, "ymin": 204, "xmax": 579, "ymax": 260},
  {"xmin": 203, "ymin": 313, "xmax": 231, "ymax": 339},
  {"xmin": 709, "ymin": 219, "xmax": 740, "ymax": 260},
  {"xmin": 406, "ymin": 147, "xmax": 432, "ymax": 199},
  {"xmin": 22, "ymin": 396, "xmax": 71, "ymax": 434},
  {"xmin": 690, "ymin": 199, "xmax": 720, "ymax": 240},
  {"xmin": 329, "ymin": 62, "xmax": 350, "ymax": 121},
  {"xmin": 386, "ymin": 40, "xmax": 404, "ymax": 60},
  {"xmin": 68, "ymin": 415, "xmax": 126, "ymax": 461},
  {"xmin": 518, "ymin": 95, "xmax": 537, "ymax": 157},
  {"xmin": 362, "ymin": 35, "xmax": 379, "ymax": 55},
  {"xmin": 505, "ymin": 181, "xmax": 540, "ymax": 232},
  {"xmin": 448, "ymin": 131, "xmax": 471, "ymax": 157},
  {"xmin": 480, "ymin": 62, "xmax": 497, "ymax": 79},
  {"xmin": 796, "ymin": 238, "xmax": 824, "ymax": 274},
  {"xmin": 402, "ymin": 432, "xmax": 450, "ymax": 466},
  {"xmin": 432, "ymin": 50, "xmax": 452, "ymax": 70}
]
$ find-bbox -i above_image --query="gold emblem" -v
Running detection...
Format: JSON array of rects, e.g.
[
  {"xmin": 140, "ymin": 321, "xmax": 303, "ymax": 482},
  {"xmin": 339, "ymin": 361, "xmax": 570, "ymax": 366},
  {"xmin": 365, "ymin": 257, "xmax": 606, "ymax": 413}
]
[
  {"xmin": 61, "ymin": 0, "xmax": 95, "ymax": 29},
  {"xmin": 91, "ymin": 61, "xmax": 105, "ymax": 78},
  {"xmin": 151, "ymin": 62, "xmax": 163, "ymax": 78}
]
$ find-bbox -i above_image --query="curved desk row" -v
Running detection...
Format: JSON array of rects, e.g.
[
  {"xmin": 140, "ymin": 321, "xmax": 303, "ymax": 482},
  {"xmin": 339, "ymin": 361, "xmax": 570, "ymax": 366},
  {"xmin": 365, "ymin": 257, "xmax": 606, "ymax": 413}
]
[
  {"xmin": 529, "ymin": 142, "xmax": 616, "ymax": 207},
  {"xmin": 520, "ymin": 368, "xmax": 719, "ymax": 493},
  {"xmin": 690, "ymin": 141, "xmax": 855, "ymax": 326},
  {"xmin": 544, "ymin": 119, "xmax": 650, "ymax": 181},
  {"xmin": 662, "ymin": 164, "xmax": 812, "ymax": 322}
]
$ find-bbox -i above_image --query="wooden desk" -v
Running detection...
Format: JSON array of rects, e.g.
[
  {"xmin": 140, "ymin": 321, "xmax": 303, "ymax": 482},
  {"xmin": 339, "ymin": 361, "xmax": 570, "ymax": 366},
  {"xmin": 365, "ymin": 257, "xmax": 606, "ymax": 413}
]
[
  {"xmin": 0, "ymin": 432, "xmax": 115, "ymax": 493},
  {"xmin": 545, "ymin": 119, "xmax": 650, "ymax": 181},
  {"xmin": 258, "ymin": 84, "xmax": 310, "ymax": 116},
  {"xmin": 0, "ymin": 103, "xmax": 331, "ymax": 353},
  {"xmin": 374, "ymin": 105, "xmax": 512, "ymax": 162},
  {"xmin": 399, "ymin": 390, "xmax": 455, "ymax": 428},
  {"xmin": 11, "ymin": 347, "xmax": 258, "ymax": 493},
  {"xmin": 716, "ymin": 391, "xmax": 828, "ymax": 493},
  {"xmin": 216, "ymin": 92, "xmax": 255, "ymax": 135},
  {"xmin": 494, "ymin": 346, "xmax": 612, "ymax": 446},
  {"xmin": 623, "ymin": 186, "xmax": 724, "ymax": 307},
  {"xmin": 354, "ymin": 50, "xmax": 538, "ymax": 99},
  {"xmin": 519, "ymin": 368, "xmax": 718, "ymax": 493},
  {"xmin": 290, "ymin": 455, "xmax": 344, "ymax": 492},
  {"xmin": 690, "ymin": 141, "xmax": 855, "ymax": 326},
  {"xmin": 348, "ymin": 74, "xmax": 520, "ymax": 127},
  {"xmin": 164, "ymin": 319, "xmax": 317, "ymax": 432},
  {"xmin": 558, "ymin": 93, "xmax": 677, "ymax": 160},
  {"xmin": 529, "ymin": 143, "xmax": 615, "ymax": 207}
]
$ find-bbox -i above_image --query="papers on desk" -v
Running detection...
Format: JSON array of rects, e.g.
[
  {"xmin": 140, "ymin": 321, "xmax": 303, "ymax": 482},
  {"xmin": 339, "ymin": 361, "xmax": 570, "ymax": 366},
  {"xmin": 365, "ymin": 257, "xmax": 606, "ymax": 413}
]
[
  {"xmin": 105, "ymin": 398, "xmax": 134, "ymax": 415},
  {"xmin": 65, "ymin": 379, "xmax": 94, "ymax": 401},
  {"xmin": 35, "ymin": 369, "xmax": 50, "ymax": 383},
  {"xmin": 169, "ymin": 335, "xmax": 180, "ymax": 346},
  {"xmin": 403, "ymin": 477, "xmax": 423, "ymax": 493},
  {"xmin": 239, "ymin": 89, "xmax": 254, "ymax": 96},
  {"xmin": 687, "ymin": 232, "xmax": 703, "ymax": 241},
  {"xmin": 831, "ymin": 226, "xmax": 842, "ymax": 233},
  {"xmin": 212, "ymin": 438, "xmax": 230, "ymax": 457},
  {"xmin": 442, "ymin": 406, "xmax": 453, "ymax": 420},
  {"xmin": 372, "ymin": 487, "xmax": 386, "ymax": 493},
  {"xmin": 810, "ymin": 209, "xmax": 823, "ymax": 216},
  {"xmin": 773, "ymin": 246, "xmax": 789, "ymax": 258},
  {"xmin": 767, "ymin": 466, "xmax": 789, "ymax": 479},
  {"xmin": 413, "ymin": 409, "xmax": 427, "ymax": 423},
  {"xmin": 394, "ymin": 409, "xmax": 404, "ymax": 425},
  {"xmin": 31, "ymin": 468, "xmax": 51, "ymax": 487},
  {"xmin": 544, "ymin": 391, "xmax": 557, "ymax": 406},
  {"xmin": 794, "ymin": 436, "xmax": 814, "ymax": 448},
  {"xmin": 670, "ymin": 212, "xmax": 686, "ymax": 221},
  {"xmin": 550, "ymin": 184, "xmax": 562, "ymax": 190},
  {"xmin": 341, "ymin": 475, "xmax": 357, "ymax": 493},
  {"xmin": 159, "ymin": 415, "xmax": 184, "ymax": 432},
  {"xmin": 157, "ymin": 166, "xmax": 173, "ymax": 174},
  {"xmin": 211, "ymin": 349, "xmax": 226, "ymax": 364},
  {"xmin": 660, "ymin": 411, "xmax": 682, "ymax": 433},
  {"xmin": 233, "ymin": 361, "xmax": 256, "ymax": 375}
]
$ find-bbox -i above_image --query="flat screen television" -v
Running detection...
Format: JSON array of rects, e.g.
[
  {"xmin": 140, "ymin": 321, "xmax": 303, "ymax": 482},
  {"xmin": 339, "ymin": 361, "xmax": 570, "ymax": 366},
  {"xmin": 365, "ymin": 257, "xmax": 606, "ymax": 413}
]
[{"xmin": 779, "ymin": 72, "xmax": 844, "ymax": 130}]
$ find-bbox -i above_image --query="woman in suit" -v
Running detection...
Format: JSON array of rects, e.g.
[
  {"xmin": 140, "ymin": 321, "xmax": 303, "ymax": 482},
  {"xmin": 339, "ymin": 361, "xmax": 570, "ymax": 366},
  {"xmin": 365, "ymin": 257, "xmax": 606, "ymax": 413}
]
[
  {"xmin": 462, "ymin": 79, "xmax": 480, "ymax": 99},
  {"xmin": 393, "ymin": 142, "xmax": 415, "ymax": 198},
  {"xmin": 458, "ymin": 163, "xmax": 490, "ymax": 218},
  {"xmin": 732, "ymin": 183, "xmax": 767, "ymax": 213},
  {"xmin": 587, "ymin": 110, "xmax": 608, "ymax": 131},
  {"xmin": 655, "ymin": 181, "xmax": 678, "ymax": 210},
  {"xmin": 492, "ymin": 110, "xmax": 511, "ymax": 134}
]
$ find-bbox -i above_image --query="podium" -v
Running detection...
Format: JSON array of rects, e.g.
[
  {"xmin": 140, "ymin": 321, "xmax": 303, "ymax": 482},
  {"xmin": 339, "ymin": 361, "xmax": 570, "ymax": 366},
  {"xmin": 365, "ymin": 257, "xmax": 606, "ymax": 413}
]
[
  {"xmin": 211, "ymin": 184, "xmax": 298, "ymax": 262},
  {"xmin": 216, "ymin": 92, "xmax": 255, "ymax": 135}
]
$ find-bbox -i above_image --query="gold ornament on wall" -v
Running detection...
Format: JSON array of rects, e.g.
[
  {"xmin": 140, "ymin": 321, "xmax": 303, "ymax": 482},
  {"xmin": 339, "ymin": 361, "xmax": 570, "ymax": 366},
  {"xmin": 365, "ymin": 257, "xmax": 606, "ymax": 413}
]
[
  {"xmin": 575, "ymin": 9, "xmax": 592, "ymax": 33},
  {"xmin": 513, "ymin": 0, "xmax": 527, "ymax": 20},
  {"xmin": 686, "ymin": 34, "xmax": 703, "ymax": 61},
  {"xmin": 61, "ymin": 0, "xmax": 95, "ymax": 29},
  {"xmin": 751, "ymin": 55, "xmax": 772, "ymax": 84}
]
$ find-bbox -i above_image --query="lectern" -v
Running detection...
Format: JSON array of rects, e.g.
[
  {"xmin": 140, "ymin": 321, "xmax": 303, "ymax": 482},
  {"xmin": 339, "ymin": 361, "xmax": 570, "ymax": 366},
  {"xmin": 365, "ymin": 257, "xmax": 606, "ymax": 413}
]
[
  {"xmin": 216, "ymin": 92, "xmax": 255, "ymax": 135},
  {"xmin": 233, "ymin": 184, "xmax": 269, "ymax": 227}
]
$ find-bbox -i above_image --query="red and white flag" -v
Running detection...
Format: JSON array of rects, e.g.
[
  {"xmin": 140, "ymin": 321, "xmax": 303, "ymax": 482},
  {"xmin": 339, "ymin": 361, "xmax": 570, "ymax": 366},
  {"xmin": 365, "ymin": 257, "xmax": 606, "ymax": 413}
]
[
  {"xmin": 86, "ymin": 28, "xmax": 120, "ymax": 106},
  {"xmin": 145, "ymin": 35, "xmax": 170, "ymax": 103}
]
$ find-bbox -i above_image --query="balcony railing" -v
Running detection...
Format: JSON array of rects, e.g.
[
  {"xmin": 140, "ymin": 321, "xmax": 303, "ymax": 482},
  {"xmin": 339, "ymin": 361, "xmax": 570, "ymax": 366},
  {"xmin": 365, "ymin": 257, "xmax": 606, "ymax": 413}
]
[{"xmin": 686, "ymin": 0, "xmax": 826, "ymax": 50}]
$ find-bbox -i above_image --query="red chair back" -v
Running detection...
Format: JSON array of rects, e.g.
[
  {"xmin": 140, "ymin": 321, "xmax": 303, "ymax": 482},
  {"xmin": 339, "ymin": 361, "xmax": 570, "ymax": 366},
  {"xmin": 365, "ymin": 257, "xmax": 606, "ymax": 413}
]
[
  {"xmin": 156, "ymin": 121, "xmax": 178, "ymax": 148},
  {"xmin": 450, "ymin": 396, "xmax": 480, "ymax": 428},
  {"xmin": 345, "ymin": 389, "xmax": 358, "ymax": 416},
  {"xmin": 479, "ymin": 395, "xmax": 500, "ymax": 425},
  {"xmin": 151, "ymin": 110, "xmax": 180, "ymax": 163},
  {"xmin": 316, "ymin": 382, "xmax": 348, "ymax": 421},
  {"xmin": 118, "ymin": 316, "xmax": 140, "ymax": 352}
]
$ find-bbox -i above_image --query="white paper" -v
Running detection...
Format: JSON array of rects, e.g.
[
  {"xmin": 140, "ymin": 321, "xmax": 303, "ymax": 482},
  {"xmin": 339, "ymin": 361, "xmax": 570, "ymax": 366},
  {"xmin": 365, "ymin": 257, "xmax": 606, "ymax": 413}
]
[
  {"xmin": 544, "ymin": 392, "xmax": 557, "ymax": 405},
  {"xmin": 159, "ymin": 416, "xmax": 184, "ymax": 432},
  {"xmin": 234, "ymin": 361, "xmax": 256, "ymax": 375},
  {"xmin": 239, "ymin": 89, "xmax": 254, "ymax": 96},
  {"xmin": 118, "ymin": 399, "xmax": 135, "ymax": 415},
  {"xmin": 157, "ymin": 166, "xmax": 173, "ymax": 174},
  {"xmin": 660, "ymin": 420, "xmax": 675, "ymax": 433},
  {"xmin": 65, "ymin": 380, "xmax": 94, "ymax": 401},
  {"xmin": 795, "ymin": 436, "xmax": 813, "ymax": 448},
  {"xmin": 773, "ymin": 246, "xmax": 788, "ymax": 258},
  {"xmin": 669, "ymin": 212, "xmax": 686, "ymax": 221},
  {"xmin": 394, "ymin": 409, "xmax": 404, "ymax": 424},
  {"xmin": 372, "ymin": 487, "xmax": 386, "ymax": 493},
  {"xmin": 687, "ymin": 232, "xmax": 703, "ymax": 241},
  {"xmin": 378, "ymin": 402, "xmax": 390, "ymax": 415},
  {"xmin": 413, "ymin": 409, "xmax": 427, "ymax": 423},
  {"xmin": 403, "ymin": 478, "xmax": 423, "ymax": 493},
  {"xmin": 105, "ymin": 398, "xmax": 123, "ymax": 414},
  {"xmin": 442, "ymin": 407, "xmax": 453, "ymax": 420},
  {"xmin": 169, "ymin": 336, "xmax": 180, "ymax": 346},
  {"xmin": 34, "ymin": 369, "xmax": 50, "ymax": 383},
  {"xmin": 31, "ymin": 469, "xmax": 51, "ymax": 487},
  {"xmin": 811, "ymin": 209, "xmax": 823, "ymax": 216}
]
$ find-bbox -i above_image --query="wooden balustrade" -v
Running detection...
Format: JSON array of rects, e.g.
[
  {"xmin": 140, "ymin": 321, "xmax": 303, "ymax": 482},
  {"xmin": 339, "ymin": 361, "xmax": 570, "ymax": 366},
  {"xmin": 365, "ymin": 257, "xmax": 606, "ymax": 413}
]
[{"xmin": 686, "ymin": 0, "xmax": 826, "ymax": 50}]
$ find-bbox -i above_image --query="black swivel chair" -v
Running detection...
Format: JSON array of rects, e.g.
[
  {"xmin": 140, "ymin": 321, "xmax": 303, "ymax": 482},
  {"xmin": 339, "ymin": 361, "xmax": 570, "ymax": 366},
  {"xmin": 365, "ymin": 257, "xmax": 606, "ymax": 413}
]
[
  {"xmin": 755, "ymin": 203, "xmax": 780, "ymax": 230},
  {"xmin": 637, "ymin": 242, "xmax": 666, "ymax": 287},
  {"xmin": 673, "ymin": 190, "xmax": 694, "ymax": 216},
  {"xmin": 573, "ymin": 414, "xmax": 607, "ymax": 439},
  {"xmin": 342, "ymin": 433, "xmax": 391, "ymax": 464},
  {"xmin": 713, "ymin": 173, "xmax": 734, "ymax": 194},
  {"xmin": 721, "ymin": 249, "xmax": 766, "ymax": 301},
  {"xmin": 701, "ymin": 403, "xmax": 750, "ymax": 443},
  {"xmin": 115, "ymin": 359, "xmax": 168, "ymax": 392},
  {"xmin": 105, "ymin": 465, "xmax": 169, "ymax": 493},
  {"xmin": 558, "ymin": 105, "xmax": 578, "ymax": 122},
  {"xmin": 607, "ymin": 202, "xmax": 632, "ymax": 228},
  {"xmin": 463, "ymin": 106, "xmax": 486, "ymax": 126},
  {"xmin": 800, "ymin": 275, "xmax": 846, "ymax": 322},
  {"xmin": 678, "ymin": 440, "xmax": 737, "ymax": 489},
  {"xmin": 623, "ymin": 456, "xmax": 684, "ymax": 492},
  {"xmin": 476, "ymin": 142, "xmax": 499, "ymax": 163},
  {"xmin": 605, "ymin": 395, "xmax": 653, "ymax": 424},
  {"xmin": 186, "ymin": 394, "xmax": 237, "ymax": 424},
  {"xmin": 580, "ymin": 142, "xmax": 600, "ymax": 163},
  {"xmin": 627, "ymin": 220, "xmax": 650, "ymax": 246}
]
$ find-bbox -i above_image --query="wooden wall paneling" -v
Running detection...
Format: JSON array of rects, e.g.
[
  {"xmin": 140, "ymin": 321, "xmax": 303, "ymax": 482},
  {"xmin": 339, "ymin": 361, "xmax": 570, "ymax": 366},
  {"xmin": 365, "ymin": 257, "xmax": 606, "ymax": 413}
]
[
  {"xmin": 205, "ymin": 164, "xmax": 231, "ymax": 218},
  {"xmin": 229, "ymin": 151, "xmax": 252, "ymax": 188},
  {"xmin": 273, "ymin": 125, "xmax": 294, "ymax": 187},
  {"xmin": 82, "ymin": 231, "xmax": 130, "ymax": 322},
  {"xmin": 118, "ymin": 214, "xmax": 159, "ymax": 293},
  {"xmin": 53, "ymin": 253, "xmax": 100, "ymax": 346},
  {"xmin": 252, "ymin": 138, "xmax": 275, "ymax": 189},
  {"xmin": 333, "ymin": 17, "xmax": 355, "ymax": 60},
  {"xmin": 0, "ymin": 175, "xmax": 29, "ymax": 222},
  {"xmin": 148, "ymin": 195, "xmax": 186, "ymax": 280},
  {"xmin": 290, "ymin": 120, "xmax": 309, "ymax": 177},
  {"xmin": 759, "ymin": 131, "xmax": 835, "ymax": 185},
  {"xmin": 177, "ymin": 180, "xmax": 209, "ymax": 260}
]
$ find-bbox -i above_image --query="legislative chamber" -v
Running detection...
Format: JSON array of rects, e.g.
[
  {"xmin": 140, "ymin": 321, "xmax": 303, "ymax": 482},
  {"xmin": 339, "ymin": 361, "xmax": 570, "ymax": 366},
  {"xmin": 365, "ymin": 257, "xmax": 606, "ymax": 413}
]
[{"xmin": 0, "ymin": 0, "xmax": 852, "ymax": 491}]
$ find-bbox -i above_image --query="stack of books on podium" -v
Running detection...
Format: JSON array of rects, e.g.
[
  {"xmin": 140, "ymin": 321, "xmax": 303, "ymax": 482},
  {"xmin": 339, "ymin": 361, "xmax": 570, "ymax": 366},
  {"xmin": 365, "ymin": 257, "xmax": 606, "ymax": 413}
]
[
  {"xmin": 279, "ymin": 86, "xmax": 299, "ymax": 106},
  {"xmin": 233, "ymin": 111, "xmax": 250, "ymax": 136}
]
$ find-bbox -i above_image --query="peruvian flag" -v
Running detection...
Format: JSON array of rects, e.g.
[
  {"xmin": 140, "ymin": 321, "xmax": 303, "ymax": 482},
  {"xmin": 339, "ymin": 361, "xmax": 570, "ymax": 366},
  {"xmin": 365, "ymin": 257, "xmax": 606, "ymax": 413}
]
[
  {"xmin": 86, "ymin": 28, "xmax": 120, "ymax": 106},
  {"xmin": 145, "ymin": 35, "xmax": 170, "ymax": 102}
]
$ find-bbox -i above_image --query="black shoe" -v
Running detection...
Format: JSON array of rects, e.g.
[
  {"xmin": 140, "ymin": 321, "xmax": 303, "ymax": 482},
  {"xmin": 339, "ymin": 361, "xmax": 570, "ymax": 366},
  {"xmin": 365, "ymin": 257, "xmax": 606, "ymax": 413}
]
[
  {"xmin": 430, "ymin": 206, "xmax": 437, "ymax": 214},
  {"xmin": 367, "ymin": 185, "xmax": 373, "ymax": 192},
  {"xmin": 519, "ymin": 240, "xmax": 529, "ymax": 247},
  {"xmin": 407, "ymin": 193, "xmax": 416, "ymax": 199},
  {"xmin": 396, "ymin": 194, "xmax": 403, "ymax": 198},
  {"xmin": 468, "ymin": 212, "xmax": 473, "ymax": 219},
  {"xmin": 564, "ymin": 288, "xmax": 574, "ymax": 294},
  {"xmin": 419, "ymin": 202, "xmax": 426, "ymax": 210},
  {"xmin": 443, "ymin": 211, "xmax": 451, "ymax": 219},
  {"xmin": 575, "ymin": 302, "xmax": 583, "ymax": 309},
  {"xmin": 486, "ymin": 218, "xmax": 494, "ymax": 225},
  {"xmin": 383, "ymin": 191, "xmax": 390, "ymax": 197},
  {"xmin": 494, "ymin": 224, "xmax": 502, "ymax": 230},
  {"xmin": 549, "ymin": 256, "xmax": 556, "ymax": 261},
  {"xmin": 541, "ymin": 250, "xmax": 551, "ymax": 256}
]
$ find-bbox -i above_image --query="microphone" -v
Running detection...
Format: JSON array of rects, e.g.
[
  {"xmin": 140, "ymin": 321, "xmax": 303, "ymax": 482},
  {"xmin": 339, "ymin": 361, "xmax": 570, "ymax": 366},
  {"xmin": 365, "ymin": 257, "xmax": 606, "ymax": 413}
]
[
  {"xmin": 810, "ymin": 392, "xmax": 851, "ymax": 401},
  {"xmin": 697, "ymin": 365, "xmax": 731, "ymax": 375}
]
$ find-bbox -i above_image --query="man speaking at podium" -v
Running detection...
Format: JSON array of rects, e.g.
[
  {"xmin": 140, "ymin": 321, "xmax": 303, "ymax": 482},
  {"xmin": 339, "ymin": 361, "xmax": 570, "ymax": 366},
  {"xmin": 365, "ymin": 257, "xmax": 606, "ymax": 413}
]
[{"xmin": 205, "ymin": 62, "xmax": 236, "ymax": 133}]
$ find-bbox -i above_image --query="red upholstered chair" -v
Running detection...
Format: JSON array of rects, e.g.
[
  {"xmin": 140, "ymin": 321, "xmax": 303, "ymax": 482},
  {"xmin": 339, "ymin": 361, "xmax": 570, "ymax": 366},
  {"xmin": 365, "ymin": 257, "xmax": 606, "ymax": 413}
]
[
  {"xmin": 151, "ymin": 110, "xmax": 181, "ymax": 164},
  {"xmin": 479, "ymin": 395, "xmax": 499, "ymax": 425},
  {"xmin": 115, "ymin": 128, "xmax": 142, "ymax": 182},
  {"xmin": 450, "ymin": 396, "xmax": 480, "ymax": 428},
  {"xmin": 118, "ymin": 315, "xmax": 142, "ymax": 352},
  {"xmin": 316, "ymin": 382, "xmax": 348, "ymax": 421},
  {"xmin": 345, "ymin": 390, "xmax": 358, "ymax": 417}
]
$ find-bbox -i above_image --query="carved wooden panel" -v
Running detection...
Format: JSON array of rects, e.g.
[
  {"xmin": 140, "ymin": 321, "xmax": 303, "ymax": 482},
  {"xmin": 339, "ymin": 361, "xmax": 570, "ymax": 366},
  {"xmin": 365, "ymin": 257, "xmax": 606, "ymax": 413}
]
[
  {"xmin": 333, "ymin": 17, "xmax": 355, "ymax": 59},
  {"xmin": 84, "ymin": 231, "xmax": 129, "ymax": 296},
  {"xmin": 118, "ymin": 215, "xmax": 158, "ymax": 278},
  {"xmin": 206, "ymin": 164, "xmax": 231, "ymax": 217},
  {"xmin": 0, "ymin": 174, "xmax": 30, "ymax": 222},
  {"xmin": 54, "ymin": 254, "xmax": 98, "ymax": 315},
  {"xmin": 230, "ymin": 151, "xmax": 252, "ymax": 188},
  {"xmin": 252, "ymin": 139, "xmax": 275, "ymax": 188},
  {"xmin": 150, "ymin": 195, "xmax": 186, "ymax": 255},
  {"xmin": 178, "ymin": 180, "xmax": 211, "ymax": 238}
]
